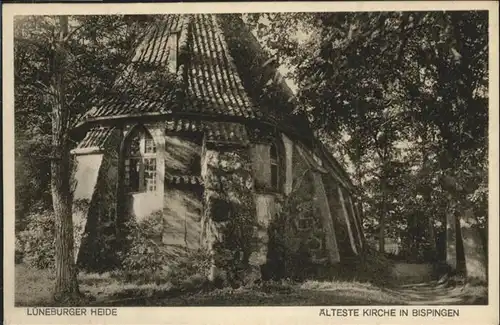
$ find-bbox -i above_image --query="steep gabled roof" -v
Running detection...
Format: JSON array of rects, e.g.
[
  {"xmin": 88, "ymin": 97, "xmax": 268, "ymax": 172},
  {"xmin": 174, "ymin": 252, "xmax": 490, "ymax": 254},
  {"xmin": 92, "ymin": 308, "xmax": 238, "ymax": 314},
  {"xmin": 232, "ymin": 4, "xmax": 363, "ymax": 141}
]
[
  {"xmin": 85, "ymin": 14, "xmax": 259, "ymax": 120},
  {"xmin": 76, "ymin": 14, "xmax": 356, "ymax": 192},
  {"xmin": 81, "ymin": 14, "xmax": 307, "ymax": 127}
]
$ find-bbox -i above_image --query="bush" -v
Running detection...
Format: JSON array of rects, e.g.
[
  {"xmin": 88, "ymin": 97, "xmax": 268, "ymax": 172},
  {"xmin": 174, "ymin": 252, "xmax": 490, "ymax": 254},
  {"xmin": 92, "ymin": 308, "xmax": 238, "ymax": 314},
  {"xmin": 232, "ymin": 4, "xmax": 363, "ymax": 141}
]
[
  {"xmin": 118, "ymin": 212, "xmax": 212, "ymax": 286},
  {"xmin": 349, "ymin": 247, "xmax": 393, "ymax": 285},
  {"xmin": 118, "ymin": 212, "xmax": 168, "ymax": 281},
  {"xmin": 16, "ymin": 210, "xmax": 55, "ymax": 269}
]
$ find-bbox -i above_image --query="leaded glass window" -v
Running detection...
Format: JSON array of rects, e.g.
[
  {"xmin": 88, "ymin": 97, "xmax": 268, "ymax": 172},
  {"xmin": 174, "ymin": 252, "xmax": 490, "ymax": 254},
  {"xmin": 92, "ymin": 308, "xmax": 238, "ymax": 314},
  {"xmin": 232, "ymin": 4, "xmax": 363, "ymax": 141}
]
[{"xmin": 124, "ymin": 126, "xmax": 157, "ymax": 193}]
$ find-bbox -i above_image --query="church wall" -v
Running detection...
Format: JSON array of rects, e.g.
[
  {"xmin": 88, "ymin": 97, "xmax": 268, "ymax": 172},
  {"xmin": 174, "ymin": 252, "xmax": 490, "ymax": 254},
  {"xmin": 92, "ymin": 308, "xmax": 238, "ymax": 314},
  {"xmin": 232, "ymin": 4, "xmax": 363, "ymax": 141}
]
[
  {"xmin": 125, "ymin": 127, "xmax": 202, "ymax": 222},
  {"xmin": 282, "ymin": 134, "xmax": 293, "ymax": 195},
  {"xmin": 311, "ymin": 171, "xmax": 341, "ymax": 263},
  {"xmin": 347, "ymin": 195, "xmax": 364, "ymax": 250},
  {"xmin": 127, "ymin": 192, "xmax": 163, "ymax": 221},
  {"xmin": 253, "ymin": 193, "xmax": 277, "ymax": 266},
  {"xmin": 164, "ymin": 134, "xmax": 202, "ymax": 175},
  {"xmin": 266, "ymin": 139, "xmax": 341, "ymax": 275},
  {"xmin": 322, "ymin": 174, "xmax": 356, "ymax": 258},
  {"xmin": 162, "ymin": 186, "xmax": 203, "ymax": 250},
  {"xmin": 72, "ymin": 128, "xmax": 121, "ymax": 271},
  {"xmin": 288, "ymin": 143, "xmax": 337, "ymax": 263},
  {"xmin": 201, "ymin": 144, "xmax": 257, "ymax": 282},
  {"xmin": 78, "ymin": 149, "xmax": 120, "ymax": 270},
  {"xmin": 72, "ymin": 153, "xmax": 104, "ymax": 261},
  {"xmin": 250, "ymin": 144, "xmax": 272, "ymax": 191},
  {"xmin": 161, "ymin": 134, "xmax": 203, "ymax": 253},
  {"xmin": 74, "ymin": 120, "xmax": 363, "ymax": 278},
  {"xmin": 338, "ymin": 186, "xmax": 359, "ymax": 255}
]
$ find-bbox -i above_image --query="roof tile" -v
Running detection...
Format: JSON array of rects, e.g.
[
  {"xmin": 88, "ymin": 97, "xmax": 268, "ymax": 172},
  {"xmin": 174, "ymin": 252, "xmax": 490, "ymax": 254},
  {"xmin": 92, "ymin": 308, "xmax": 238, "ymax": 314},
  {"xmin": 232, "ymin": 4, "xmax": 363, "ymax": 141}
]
[
  {"xmin": 84, "ymin": 14, "xmax": 259, "ymax": 121},
  {"xmin": 76, "ymin": 126, "xmax": 117, "ymax": 150},
  {"xmin": 165, "ymin": 174, "xmax": 203, "ymax": 186},
  {"xmin": 164, "ymin": 118, "xmax": 248, "ymax": 145}
]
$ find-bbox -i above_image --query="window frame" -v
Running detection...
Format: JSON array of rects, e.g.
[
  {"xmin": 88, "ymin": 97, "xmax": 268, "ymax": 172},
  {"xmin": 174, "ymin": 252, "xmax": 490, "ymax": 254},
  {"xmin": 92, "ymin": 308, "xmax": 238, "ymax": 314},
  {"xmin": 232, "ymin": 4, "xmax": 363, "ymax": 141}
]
[{"xmin": 124, "ymin": 127, "xmax": 157, "ymax": 194}]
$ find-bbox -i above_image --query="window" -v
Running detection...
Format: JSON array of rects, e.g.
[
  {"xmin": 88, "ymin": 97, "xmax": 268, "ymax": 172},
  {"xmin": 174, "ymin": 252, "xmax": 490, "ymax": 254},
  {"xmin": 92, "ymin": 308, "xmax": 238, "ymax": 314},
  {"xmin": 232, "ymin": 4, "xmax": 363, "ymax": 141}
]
[
  {"xmin": 124, "ymin": 126, "xmax": 157, "ymax": 193},
  {"xmin": 270, "ymin": 143, "xmax": 279, "ymax": 191},
  {"xmin": 297, "ymin": 217, "xmax": 314, "ymax": 230}
]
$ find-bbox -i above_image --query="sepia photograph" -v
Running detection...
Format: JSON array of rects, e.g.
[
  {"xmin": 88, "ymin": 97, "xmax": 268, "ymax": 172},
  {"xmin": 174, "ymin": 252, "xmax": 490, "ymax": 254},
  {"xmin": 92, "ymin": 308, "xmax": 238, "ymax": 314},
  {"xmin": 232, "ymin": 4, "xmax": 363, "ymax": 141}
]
[{"xmin": 4, "ymin": 2, "xmax": 497, "ymax": 319}]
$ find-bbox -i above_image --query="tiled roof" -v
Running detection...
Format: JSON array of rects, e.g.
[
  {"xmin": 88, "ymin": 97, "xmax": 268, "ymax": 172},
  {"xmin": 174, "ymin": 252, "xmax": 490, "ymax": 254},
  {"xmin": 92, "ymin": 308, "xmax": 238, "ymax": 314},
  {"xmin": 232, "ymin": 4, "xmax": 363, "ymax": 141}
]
[
  {"xmin": 75, "ymin": 126, "xmax": 117, "ymax": 150},
  {"xmin": 165, "ymin": 118, "xmax": 249, "ymax": 145},
  {"xmin": 76, "ymin": 119, "xmax": 249, "ymax": 150},
  {"xmin": 204, "ymin": 121, "xmax": 249, "ymax": 144},
  {"xmin": 185, "ymin": 15, "xmax": 256, "ymax": 118},
  {"xmin": 84, "ymin": 14, "xmax": 258, "ymax": 121},
  {"xmin": 131, "ymin": 16, "xmax": 184, "ymax": 65},
  {"xmin": 165, "ymin": 119, "xmax": 204, "ymax": 133},
  {"xmin": 165, "ymin": 174, "xmax": 203, "ymax": 186},
  {"xmin": 74, "ymin": 15, "xmax": 355, "ymax": 190}
]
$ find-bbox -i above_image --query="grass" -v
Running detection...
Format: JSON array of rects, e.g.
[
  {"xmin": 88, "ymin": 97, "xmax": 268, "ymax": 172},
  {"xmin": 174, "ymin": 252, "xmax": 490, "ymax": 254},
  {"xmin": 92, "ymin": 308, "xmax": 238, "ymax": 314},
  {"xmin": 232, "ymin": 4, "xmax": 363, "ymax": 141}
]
[
  {"xmin": 15, "ymin": 264, "xmax": 175, "ymax": 306},
  {"xmin": 15, "ymin": 264, "xmax": 488, "ymax": 307},
  {"xmin": 98, "ymin": 280, "xmax": 406, "ymax": 306}
]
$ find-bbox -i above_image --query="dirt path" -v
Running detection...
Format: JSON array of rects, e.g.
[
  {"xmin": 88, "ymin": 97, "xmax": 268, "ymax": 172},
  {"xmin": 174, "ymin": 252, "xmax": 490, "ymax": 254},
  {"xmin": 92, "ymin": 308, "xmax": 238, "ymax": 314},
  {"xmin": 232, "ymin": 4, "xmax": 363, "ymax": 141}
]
[
  {"xmin": 384, "ymin": 281, "xmax": 487, "ymax": 305},
  {"xmin": 385, "ymin": 263, "xmax": 487, "ymax": 305}
]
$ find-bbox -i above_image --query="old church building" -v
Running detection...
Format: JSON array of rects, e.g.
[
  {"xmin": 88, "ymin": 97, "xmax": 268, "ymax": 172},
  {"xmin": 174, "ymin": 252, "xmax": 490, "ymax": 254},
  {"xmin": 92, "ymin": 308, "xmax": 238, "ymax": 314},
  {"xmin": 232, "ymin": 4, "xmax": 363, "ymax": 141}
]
[{"xmin": 71, "ymin": 14, "xmax": 365, "ymax": 279}]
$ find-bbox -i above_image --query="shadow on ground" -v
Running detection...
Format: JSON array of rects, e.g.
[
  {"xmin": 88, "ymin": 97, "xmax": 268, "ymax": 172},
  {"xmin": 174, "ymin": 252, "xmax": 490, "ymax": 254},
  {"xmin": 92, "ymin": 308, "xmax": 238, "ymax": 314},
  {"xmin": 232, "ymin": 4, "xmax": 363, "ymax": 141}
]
[
  {"xmin": 383, "ymin": 281, "xmax": 488, "ymax": 305},
  {"xmin": 92, "ymin": 281, "xmax": 487, "ymax": 307},
  {"xmin": 15, "ymin": 264, "xmax": 487, "ymax": 307}
]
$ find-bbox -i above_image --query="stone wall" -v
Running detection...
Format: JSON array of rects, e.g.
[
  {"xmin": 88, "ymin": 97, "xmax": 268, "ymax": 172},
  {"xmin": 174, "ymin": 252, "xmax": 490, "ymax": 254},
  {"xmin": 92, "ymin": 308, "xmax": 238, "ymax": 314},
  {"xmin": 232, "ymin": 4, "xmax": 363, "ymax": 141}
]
[
  {"xmin": 201, "ymin": 145, "xmax": 257, "ymax": 284},
  {"xmin": 288, "ymin": 145, "xmax": 339, "ymax": 262},
  {"xmin": 72, "ymin": 129, "xmax": 121, "ymax": 271},
  {"xmin": 345, "ymin": 194, "xmax": 363, "ymax": 252},
  {"xmin": 73, "ymin": 121, "xmax": 364, "ymax": 279},
  {"xmin": 265, "ymin": 140, "xmax": 344, "ymax": 279},
  {"xmin": 253, "ymin": 193, "xmax": 277, "ymax": 267}
]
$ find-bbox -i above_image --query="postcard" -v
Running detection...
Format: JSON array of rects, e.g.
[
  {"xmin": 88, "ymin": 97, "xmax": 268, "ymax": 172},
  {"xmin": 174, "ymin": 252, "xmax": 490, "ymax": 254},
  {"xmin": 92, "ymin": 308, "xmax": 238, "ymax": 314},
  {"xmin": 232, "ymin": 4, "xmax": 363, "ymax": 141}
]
[{"xmin": 3, "ymin": 1, "xmax": 499, "ymax": 324}]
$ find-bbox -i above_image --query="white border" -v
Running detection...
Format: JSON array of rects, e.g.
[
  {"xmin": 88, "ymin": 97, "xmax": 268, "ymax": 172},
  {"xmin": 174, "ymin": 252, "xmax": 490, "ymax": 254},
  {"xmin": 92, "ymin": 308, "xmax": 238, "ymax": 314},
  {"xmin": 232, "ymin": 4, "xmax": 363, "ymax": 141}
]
[{"xmin": 3, "ymin": 2, "xmax": 499, "ymax": 325}]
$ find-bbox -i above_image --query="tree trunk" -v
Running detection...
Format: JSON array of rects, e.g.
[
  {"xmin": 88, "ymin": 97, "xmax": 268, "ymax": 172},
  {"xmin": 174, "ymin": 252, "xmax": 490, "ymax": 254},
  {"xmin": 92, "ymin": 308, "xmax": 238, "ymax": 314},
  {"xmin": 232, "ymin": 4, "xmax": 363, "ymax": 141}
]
[
  {"xmin": 442, "ymin": 174, "xmax": 487, "ymax": 281},
  {"xmin": 51, "ymin": 148, "xmax": 80, "ymax": 300},
  {"xmin": 420, "ymin": 133, "xmax": 437, "ymax": 260},
  {"xmin": 459, "ymin": 206, "xmax": 487, "ymax": 282},
  {"xmin": 427, "ymin": 215, "xmax": 437, "ymax": 259},
  {"xmin": 445, "ymin": 196, "xmax": 458, "ymax": 271},
  {"xmin": 379, "ymin": 178, "xmax": 386, "ymax": 253},
  {"xmin": 50, "ymin": 16, "xmax": 80, "ymax": 302}
]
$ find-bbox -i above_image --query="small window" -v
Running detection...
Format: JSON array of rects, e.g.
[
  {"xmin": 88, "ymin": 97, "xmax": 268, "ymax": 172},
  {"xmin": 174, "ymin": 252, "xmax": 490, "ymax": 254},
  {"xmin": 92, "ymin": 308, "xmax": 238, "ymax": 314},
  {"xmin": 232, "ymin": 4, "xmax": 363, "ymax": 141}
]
[
  {"xmin": 297, "ymin": 213, "xmax": 315, "ymax": 231},
  {"xmin": 144, "ymin": 158, "xmax": 157, "ymax": 192},
  {"xmin": 124, "ymin": 126, "xmax": 157, "ymax": 193},
  {"xmin": 297, "ymin": 218, "xmax": 313, "ymax": 230}
]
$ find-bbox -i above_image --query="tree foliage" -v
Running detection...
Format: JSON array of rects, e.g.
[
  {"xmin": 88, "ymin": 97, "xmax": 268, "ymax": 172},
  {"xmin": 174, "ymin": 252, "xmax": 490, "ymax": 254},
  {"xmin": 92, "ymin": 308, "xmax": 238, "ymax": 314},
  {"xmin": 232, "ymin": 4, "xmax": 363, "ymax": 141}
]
[
  {"xmin": 247, "ymin": 11, "xmax": 488, "ymax": 266},
  {"xmin": 14, "ymin": 15, "xmax": 152, "ymax": 223},
  {"xmin": 14, "ymin": 14, "xmax": 154, "ymax": 301}
]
